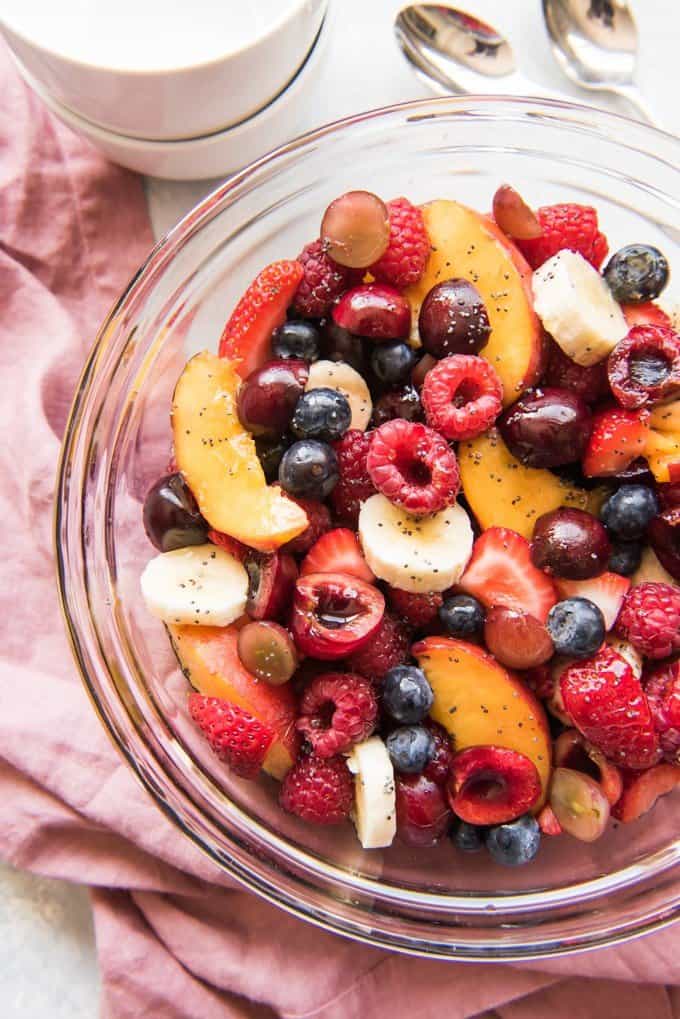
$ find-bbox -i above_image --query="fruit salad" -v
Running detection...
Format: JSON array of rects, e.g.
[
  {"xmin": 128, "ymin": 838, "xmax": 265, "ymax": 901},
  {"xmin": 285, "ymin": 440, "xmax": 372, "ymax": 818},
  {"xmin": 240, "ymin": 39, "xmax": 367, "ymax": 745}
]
[{"xmin": 141, "ymin": 186, "xmax": 680, "ymax": 867}]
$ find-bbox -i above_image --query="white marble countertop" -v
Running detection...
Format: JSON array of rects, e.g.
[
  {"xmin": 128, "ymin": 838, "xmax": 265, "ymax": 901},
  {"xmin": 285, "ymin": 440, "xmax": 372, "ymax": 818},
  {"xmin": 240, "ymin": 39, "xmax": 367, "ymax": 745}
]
[{"xmin": 3, "ymin": 1, "xmax": 677, "ymax": 1015}]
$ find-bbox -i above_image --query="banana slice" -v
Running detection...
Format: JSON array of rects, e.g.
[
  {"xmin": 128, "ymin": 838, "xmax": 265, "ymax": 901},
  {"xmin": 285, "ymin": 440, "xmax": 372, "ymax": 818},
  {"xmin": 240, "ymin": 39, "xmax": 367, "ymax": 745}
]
[
  {"xmin": 358, "ymin": 493, "xmax": 473, "ymax": 593},
  {"xmin": 347, "ymin": 737, "xmax": 396, "ymax": 850},
  {"xmin": 306, "ymin": 360, "xmax": 372, "ymax": 431},
  {"xmin": 532, "ymin": 250, "xmax": 628, "ymax": 366},
  {"xmin": 140, "ymin": 544, "xmax": 248, "ymax": 626}
]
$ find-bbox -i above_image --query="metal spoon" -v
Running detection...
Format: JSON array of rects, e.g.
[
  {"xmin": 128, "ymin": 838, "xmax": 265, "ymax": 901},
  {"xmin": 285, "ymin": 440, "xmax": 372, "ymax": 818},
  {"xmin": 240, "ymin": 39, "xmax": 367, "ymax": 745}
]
[
  {"xmin": 395, "ymin": 5, "xmax": 571, "ymax": 101},
  {"xmin": 542, "ymin": 0, "xmax": 662, "ymax": 129}
]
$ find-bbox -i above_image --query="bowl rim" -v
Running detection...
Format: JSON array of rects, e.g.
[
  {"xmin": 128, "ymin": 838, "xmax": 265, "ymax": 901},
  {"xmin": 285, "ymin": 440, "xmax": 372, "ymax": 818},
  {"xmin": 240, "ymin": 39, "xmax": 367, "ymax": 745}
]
[
  {"xmin": 1, "ymin": 0, "xmax": 325, "ymax": 75},
  {"xmin": 9, "ymin": 13, "xmax": 329, "ymax": 146},
  {"xmin": 55, "ymin": 95, "xmax": 680, "ymax": 961}
]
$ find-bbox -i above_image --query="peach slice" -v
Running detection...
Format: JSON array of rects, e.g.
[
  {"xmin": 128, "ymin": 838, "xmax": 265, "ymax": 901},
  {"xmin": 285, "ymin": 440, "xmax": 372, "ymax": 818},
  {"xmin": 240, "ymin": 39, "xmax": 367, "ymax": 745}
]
[
  {"xmin": 413, "ymin": 636, "xmax": 552, "ymax": 806},
  {"xmin": 405, "ymin": 200, "xmax": 543, "ymax": 405},
  {"xmin": 645, "ymin": 400, "xmax": 680, "ymax": 483},
  {"xmin": 458, "ymin": 429, "xmax": 592, "ymax": 539},
  {"xmin": 172, "ymin": 352, "xmax": 307, "ymax": 551},
  {"xmin": 169, "ymin": 622, "xmax": 299, "ymax": 779},
  {"xmin": 612, "ymin": 763, "xmax": 680, "ymax": 822}
]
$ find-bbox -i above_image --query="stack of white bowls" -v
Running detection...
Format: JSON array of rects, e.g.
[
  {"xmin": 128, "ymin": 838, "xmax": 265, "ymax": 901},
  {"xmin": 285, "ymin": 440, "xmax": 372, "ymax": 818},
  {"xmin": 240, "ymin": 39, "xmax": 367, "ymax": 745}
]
[{"xmin": 1, "ymin": 0, "xmax": 329, "ymax": 178}]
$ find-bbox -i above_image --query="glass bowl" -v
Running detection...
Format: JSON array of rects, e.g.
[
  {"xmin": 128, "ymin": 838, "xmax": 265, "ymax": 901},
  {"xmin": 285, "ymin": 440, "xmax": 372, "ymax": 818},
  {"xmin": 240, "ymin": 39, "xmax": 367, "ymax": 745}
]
[{"xmin": 56, "ymin": 97, "xmax": 680, "ymax": 961}]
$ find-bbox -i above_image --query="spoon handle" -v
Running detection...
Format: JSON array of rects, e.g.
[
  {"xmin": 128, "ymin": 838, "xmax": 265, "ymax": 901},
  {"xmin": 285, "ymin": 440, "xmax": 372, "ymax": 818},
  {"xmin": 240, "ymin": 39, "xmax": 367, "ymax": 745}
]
[{"xmin": 609, "ymin": 84, "xmax": 666, "ymax": 133}]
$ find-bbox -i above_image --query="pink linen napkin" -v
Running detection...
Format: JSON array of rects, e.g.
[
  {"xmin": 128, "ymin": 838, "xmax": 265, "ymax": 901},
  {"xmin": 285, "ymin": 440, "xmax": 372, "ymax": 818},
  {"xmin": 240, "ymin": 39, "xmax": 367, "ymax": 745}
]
[{"xmin": 0, "ymin": 38, "xmax": 678, "ymax": 1018}]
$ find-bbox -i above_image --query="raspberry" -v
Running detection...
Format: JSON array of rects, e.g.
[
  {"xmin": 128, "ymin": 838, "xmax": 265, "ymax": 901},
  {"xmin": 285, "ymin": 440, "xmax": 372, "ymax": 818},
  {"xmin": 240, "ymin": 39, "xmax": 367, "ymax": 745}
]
[
  {"xmin": 616, "ymin": 582, "xmax": 680, "ymax": 659},
  {"xmin": 330, "ymin": 429, "xmax": 376, "ymax": 527},
  {"xmin": 607, "ymin": 324, "xmax": 680, "ymax": 409},
  {"xmin": 348, "ymin": 611, "xmax": 411, "ymax": 682},
  {"xmin": 421, "ymin": 355, "xmax": 503, "ymax": 441},
  {"xmin": 387, "ymin": 586, "xmax": 443, "ymax": 627},
  {"xmin": 292, "ymin": 239, "xmax": 358, "ymax": 319},
  {"xmin": 297, "ymin": 672, "xmax": 378, "ymax": 757},
  {"xmin": 516, "ymin": 203, "xmax": 609, "ymax": 270},
  {"xmin": 544, "ymin": 339, "xmax": 609, "ymax": 405},
  {"xmin": 279, "ymin": 754, "xmax": 354, "ymax": 825},
  {"xmin": 207, "ymin": 529, "xmax": 249, "ymax": 561},
  {"xmin": 284, "ymin": 496, "xmax": 332, "ymax": 556},
  {"xmin": 560, "ymin": 646, "xmax": 661, "ymax": 770},
  {"xmin": 188, "ymin": 694, "xmax": 274, "ymax": 779},
  {"xmin": 367, "ymin": 419, "xmax": 459, "ymax": 515},
  {"xmin": 370, "ymin": 197, "xmax": 430, "ymax": 289},
  {"xmin": 645, "ymin": 661, "xmax": 680, "ymax": 762},
  {"xmin": 423, "ymin": 720, "xmax": 454, "ymax": 785}
]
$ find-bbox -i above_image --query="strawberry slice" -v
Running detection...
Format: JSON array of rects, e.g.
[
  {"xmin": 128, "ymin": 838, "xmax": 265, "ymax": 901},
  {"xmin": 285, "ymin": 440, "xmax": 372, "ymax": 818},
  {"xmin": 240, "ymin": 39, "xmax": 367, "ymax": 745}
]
[
  {"xmin": 622, "ymin": 302, "xmax": 672, "ymax": 330},
  {"xmin": 188, "ymin": 693, "xmax": 275, "ymax": 779},
  {"xmin": 554, "ymin": 571, "xmax": 630, "ymax": 631},
  {"xmin": 561, "ymin": 646, "xmax": 661, "ymax": 771},
  {"xmin": 582, "ymin": 406, "xmax": 649, "ymax": 477},
  {"xmin": 458, "ymin": 527, "xmax": 557, "ymax": 623},
  {"xmin": 612, "ymin": 763, "xmax": 680, "ymax": 822},
  {"xmin": 301, "ymin": 528, "xmax": 374, "ymax": 583},
  {"xmin": 218, "ymin": 260, "xmax": 304, "ymax": 378}
]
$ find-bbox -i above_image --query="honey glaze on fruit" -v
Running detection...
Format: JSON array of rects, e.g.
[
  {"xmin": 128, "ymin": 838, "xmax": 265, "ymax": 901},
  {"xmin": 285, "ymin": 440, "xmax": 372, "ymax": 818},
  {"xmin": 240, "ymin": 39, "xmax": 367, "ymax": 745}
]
[{"xmin": 141, "ymin": 184, "xmax": 679, "ymax": 862}]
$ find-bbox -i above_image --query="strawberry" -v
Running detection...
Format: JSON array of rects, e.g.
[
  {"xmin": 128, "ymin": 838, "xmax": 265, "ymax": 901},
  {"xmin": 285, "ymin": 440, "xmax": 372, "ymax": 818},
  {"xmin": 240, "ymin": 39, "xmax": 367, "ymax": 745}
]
[
  {"xmin": 554, "ymin": 571, "xmax": 630, "ymax": 631},
  {"xmin": 560, "ymin": 646, "xmax": 662, "ymax": 771},
  {"xmin": 218, "ymin": 260, "xmax": 303, "ymax": 378},
  {"xmin": 300, "ymin": 528, "xmax": 374, "ymax": 582},
  {"xmin": 622, "ymin": 302, "xmax": 672, "ymax": 330},
  {"xmin": 188, "ymin": 694, "xmax": 275, "ymax": 779},
  {"xmin": 459, "ymin": 527, "xmax": 557, "ymax": 623},
  {"xmin": 582, "ymin": 406, "xmax": 649, "ymax": 478},
  {"xmin": 612, "ymin": 764, "xmax": 680, "ymax": 822}
]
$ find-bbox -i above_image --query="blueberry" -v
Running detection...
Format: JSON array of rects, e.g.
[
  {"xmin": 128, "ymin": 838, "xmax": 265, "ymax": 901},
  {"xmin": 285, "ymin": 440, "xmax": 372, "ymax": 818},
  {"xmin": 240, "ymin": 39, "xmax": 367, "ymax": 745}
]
[
  {"xmin": 608, "ymin": 540, "xmax": 643, "ymax": 577},
  {"xmin": 451, "ymin": 820, "xmax": 485, "ymax": 854},
  {"xmin": 547, "ymin": 597, "xmax": 605, "ymax": 658},
  {"xmin": 255, "ymin": 434, "xmax": 290, "ymax": 483},
  {"xmin": 603, "ymin": 244, "xmax": 669, "ymax": 304},
  {"xmin": 272, "ymin": 320, "xmax": 321, "ymax": 362},
  {"xmin": 370, "ymin": 340, "xmax": 418, "ymax": 386},
  {"xmin": 485, "ymin": 814, "xmax": 541, "ymax": 866},
  {"xmin": 383, "ymin": 665, "xmax": 434, "ymax": 723},
  {"xmin": 439, "ymin": 594, "xmax": 485, "ymax": 637},
  {"xmin": 386, "ymin": 725, "xmax": 435, "ymax": 773},
  {"xmin": 601, "ymin": 484, "xmax": 660, "ymax": 540},
  {"xmin": 278, "ymin": 439, "xmax": 339, "ymax": 499},
  {"xmin": 291, "ymin": 388, "xmax": 352, "ymax": 442}
]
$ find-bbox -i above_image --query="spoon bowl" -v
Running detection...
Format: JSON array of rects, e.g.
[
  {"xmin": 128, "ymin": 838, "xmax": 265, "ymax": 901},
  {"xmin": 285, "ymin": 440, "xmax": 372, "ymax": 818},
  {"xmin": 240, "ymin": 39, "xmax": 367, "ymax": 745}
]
[
  {"xmin": 395, "ymin": 4, "xmax": 570, "ymax": 100},
  {"xmin": 542, "ymin": 0, "xmax": 662, "ymax": 128}
]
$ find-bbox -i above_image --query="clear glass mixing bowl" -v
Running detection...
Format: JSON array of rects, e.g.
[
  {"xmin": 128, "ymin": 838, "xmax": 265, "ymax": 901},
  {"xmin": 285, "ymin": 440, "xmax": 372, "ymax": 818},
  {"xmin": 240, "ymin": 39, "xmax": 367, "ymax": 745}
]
[{"xmin": 56, "ymin": 97, "xmax": 680, "ymax": 960}]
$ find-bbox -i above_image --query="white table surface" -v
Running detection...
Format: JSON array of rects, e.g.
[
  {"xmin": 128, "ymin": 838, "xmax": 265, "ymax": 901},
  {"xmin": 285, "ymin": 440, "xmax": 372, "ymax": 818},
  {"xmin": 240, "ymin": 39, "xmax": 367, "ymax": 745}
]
[{"xmin": 3, "ymin": 1, "xmax": 677, "ymax": 1015}]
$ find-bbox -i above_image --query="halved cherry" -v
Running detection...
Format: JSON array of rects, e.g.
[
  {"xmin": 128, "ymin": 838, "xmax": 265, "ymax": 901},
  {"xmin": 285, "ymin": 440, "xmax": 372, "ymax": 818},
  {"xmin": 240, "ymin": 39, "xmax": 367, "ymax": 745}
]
[
  {"xmin": 237, "ymin": 621, "xmax": 298, "ymax": 685},
  {"xmin": 245, "ymin": 550, "xmax": 298, "ymax": 621},
  {"xmin": 549, "ymin": 767, "xmax": 610, "ymax": 842},
  {"xmin": 290, "ymin": 572, "xmax": 385, "ymax": 660},
  {"xmin": 553, "ymin": 729, "xmax": 623, "ymax": 806},
  {"xmin": 447, "ymin": 745, "xmax": 541, "ymax": 825}
]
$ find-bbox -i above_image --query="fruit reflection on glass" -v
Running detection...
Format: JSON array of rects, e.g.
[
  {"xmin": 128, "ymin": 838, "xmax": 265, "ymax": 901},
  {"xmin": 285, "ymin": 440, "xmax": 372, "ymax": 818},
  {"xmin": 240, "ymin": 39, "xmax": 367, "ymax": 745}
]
[{"xmin": 140, "ymin": 182, "xmax": 679, "ymax": 862}]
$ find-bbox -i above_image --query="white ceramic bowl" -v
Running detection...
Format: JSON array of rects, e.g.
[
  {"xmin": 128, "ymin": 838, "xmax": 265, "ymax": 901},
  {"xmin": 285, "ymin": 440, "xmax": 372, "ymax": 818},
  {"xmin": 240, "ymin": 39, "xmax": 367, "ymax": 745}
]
[
  {"xmin": 10, "ymin": 13, "xmax": 330, "ymax": 180},
  {"xmin": 1, "ymin": 0, "xmax": 326, "ymax": 141}
]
